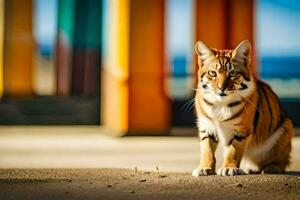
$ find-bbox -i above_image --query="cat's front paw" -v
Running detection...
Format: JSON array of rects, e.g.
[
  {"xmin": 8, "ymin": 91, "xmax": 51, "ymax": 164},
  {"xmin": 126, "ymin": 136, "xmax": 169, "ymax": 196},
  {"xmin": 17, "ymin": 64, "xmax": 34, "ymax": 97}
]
[
  {"xmin": 217, "ymin": 167, "xmax": 245, "ymax": 176},
  {"xmin": 192, "ymin": 167, "xmax": 216, "ymax": 177}
]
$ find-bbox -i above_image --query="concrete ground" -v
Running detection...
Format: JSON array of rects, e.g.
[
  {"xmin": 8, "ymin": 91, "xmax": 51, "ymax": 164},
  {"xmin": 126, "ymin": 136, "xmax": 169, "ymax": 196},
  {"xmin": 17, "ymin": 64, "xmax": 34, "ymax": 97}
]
[{"xmin": 0, "ymin": 126, "xmax": 299, "ymax": 200}]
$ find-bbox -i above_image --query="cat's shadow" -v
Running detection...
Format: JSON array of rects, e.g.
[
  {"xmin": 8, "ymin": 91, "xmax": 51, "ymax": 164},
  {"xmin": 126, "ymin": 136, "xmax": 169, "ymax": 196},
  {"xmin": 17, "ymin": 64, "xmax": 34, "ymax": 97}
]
[{"xmin": 285, "ymin": 171, "xmax": 300, "ymax": 176}]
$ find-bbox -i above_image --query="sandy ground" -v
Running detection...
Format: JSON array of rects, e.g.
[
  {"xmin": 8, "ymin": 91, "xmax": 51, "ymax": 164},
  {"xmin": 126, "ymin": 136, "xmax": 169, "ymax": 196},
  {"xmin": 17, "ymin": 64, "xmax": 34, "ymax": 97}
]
[
  {"xmin": 0, "ymin": 126, "xmax": 299, "ymax": 200},
  {"xmin": 0, "ymin": 168, "xmax": 299, "ymax": 200},
  {"xmin": 0, "ymin": 126, "xmax": 299, "ymax": 171}
]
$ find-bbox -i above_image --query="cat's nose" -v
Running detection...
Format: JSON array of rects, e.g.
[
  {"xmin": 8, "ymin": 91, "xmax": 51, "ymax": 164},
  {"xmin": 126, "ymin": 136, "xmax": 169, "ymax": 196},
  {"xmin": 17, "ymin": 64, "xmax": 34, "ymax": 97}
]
[{"xmin": 218, "ymin": 85, "xmax": 226, "ymax": 92}]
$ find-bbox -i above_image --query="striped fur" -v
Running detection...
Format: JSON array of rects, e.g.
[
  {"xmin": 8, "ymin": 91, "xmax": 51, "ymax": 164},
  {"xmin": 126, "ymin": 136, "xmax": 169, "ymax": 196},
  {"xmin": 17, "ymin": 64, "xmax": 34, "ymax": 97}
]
[{"xmin": 192, "ymin": 40, "xmax": 294, "ymax": 177}]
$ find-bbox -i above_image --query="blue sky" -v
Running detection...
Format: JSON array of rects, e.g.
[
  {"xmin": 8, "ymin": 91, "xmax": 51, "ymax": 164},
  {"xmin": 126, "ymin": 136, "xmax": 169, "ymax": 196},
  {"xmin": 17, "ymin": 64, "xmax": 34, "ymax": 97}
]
[
  {"xmin": 34, "ymin": 0, "xmax": 57, "ymax": 49},
  {"xmin": 166, "ymin": 0, "xmax": 193, "ymax": 58},
  {"xmin": 256, "ymin": 0, "xmax": 300, "ymax": 57}
]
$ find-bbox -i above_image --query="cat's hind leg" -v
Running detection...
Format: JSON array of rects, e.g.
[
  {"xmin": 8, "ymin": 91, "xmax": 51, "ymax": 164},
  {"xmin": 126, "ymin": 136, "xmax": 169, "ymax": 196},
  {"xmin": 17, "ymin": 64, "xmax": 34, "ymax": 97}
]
[
  {"xmin": 261, "ymin": 164, "xmax": 285, "ymax": 174},
  {"xmin": 260, "ymin": 119, "xmax": 293, "ymax": 174}
]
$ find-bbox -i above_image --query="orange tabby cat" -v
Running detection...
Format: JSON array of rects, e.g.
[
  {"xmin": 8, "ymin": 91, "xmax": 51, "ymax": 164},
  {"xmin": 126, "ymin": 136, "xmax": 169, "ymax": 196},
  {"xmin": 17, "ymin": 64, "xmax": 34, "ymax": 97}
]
[{"xmin": 192, "ymin": 40, "xmax": 294, "ymax": 176}]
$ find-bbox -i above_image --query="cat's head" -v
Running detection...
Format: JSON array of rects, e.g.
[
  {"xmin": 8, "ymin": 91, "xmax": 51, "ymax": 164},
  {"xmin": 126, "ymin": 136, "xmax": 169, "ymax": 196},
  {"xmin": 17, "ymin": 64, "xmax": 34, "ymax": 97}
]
[{"xmin": 195, "ymin": 40, "xmax": 255, "ymax": 102}]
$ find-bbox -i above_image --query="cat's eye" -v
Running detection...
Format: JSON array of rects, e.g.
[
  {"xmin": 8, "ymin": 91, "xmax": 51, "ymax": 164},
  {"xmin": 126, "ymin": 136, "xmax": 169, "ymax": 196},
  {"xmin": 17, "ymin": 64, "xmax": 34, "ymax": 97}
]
[
  {"xmin": 208, "ymin": 70, "xmax": 217, "ymax": 77},
  {"xmin": 229, "ymin": 70, "xmax": 237, "ymax": 77}
]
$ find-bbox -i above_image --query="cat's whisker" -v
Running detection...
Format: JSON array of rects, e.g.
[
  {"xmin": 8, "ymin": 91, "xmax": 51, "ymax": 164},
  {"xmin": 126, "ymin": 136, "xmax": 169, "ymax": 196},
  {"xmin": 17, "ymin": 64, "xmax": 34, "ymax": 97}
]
[
  {"xmin": 193, "ymin": 88, "xmax": 211, "ymax": 93},
  {"xmin": 236, "ymin": 91, "xmax": 262, "ymax": 114},
  {"xmin": 181, "ymin": 98, "xmax": 195, "ymax": 112},
  {"xmin": 241, "ymin": 100, "xmax": 249, "ymax": 116},
  {"xmin": 185, "ymin": 99, "xmax": 195, "ymax": 111}
]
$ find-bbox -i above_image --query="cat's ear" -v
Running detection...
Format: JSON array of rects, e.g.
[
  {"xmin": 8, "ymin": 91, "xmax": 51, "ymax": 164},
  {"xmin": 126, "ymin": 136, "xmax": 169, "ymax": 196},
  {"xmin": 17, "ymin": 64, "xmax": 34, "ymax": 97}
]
[
  {"xmin": 195, "ymin": 41, "xmax": 214, "ymax": 66},
  {"xmin": 232, "ymin": 40, "xmax": 251, "ymax": 67}
]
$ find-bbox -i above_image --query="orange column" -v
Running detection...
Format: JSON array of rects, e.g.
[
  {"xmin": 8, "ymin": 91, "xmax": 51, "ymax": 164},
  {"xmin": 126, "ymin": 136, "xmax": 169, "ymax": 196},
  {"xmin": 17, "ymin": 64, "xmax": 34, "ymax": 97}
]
[
  {"xmin": 194, "ymin": 0, "xmax": 227, "ymax": 85},
  {"xmin": 195, "ymin": 0, "xmax": 227, "ymax": 49},
  {"xmin": 102, "ymin": 0, "xmax": 170, "ymax": 135},
  {"xmin": 4, "ymin": 0, "xmax": 34, "ymax": 96},
  {"xmin": 228, "ymin": 0, "xmax": 254, "ymax": 48},
  {"xmin": 228, "ymin": 0, "xmax": 256, "ymax": 72},
  {"xmin": 195, "ymin": 0, "xmax": 255, "ymax": 71},
  {"xmin": 128, "ymin": 0, "xmax": 170, "ymax": 135}
]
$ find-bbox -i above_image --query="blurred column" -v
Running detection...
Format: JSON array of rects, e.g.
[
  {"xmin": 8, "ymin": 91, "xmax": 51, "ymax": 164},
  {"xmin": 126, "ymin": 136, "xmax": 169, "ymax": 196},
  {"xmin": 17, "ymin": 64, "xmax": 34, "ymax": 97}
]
[
  {"xmin": 72, "ymin": 0, "xmax": 102, "ymax": 97},
  {"xmin": 103, "ymin": 0, "xmax": 171, "ymax": 135},
  {"xmin": 228, "ymin": 0, "xmax": 254, "ymax": 48},
  {"xmin": 228, "ymin": 0, "xmax": 256, "ymax": 72},
  {"xmin": 4, "ymin": 0, "xmax": 34, "ymax": 96},
  {"xmin": 195, "ymin": 0, "xmax": 255, "ymax": 71},
  {"xmin": 0, "ymin": 0, "xmax": 4, "ymax": 98},
  {"xmin": 33, "ymin": 0, "xmax": 58, "ymax": 96},
  {"xmin": 56, "ymin": 0, "xmax": 75, "ymax": 96},
  {"xmin": 195, "ymin": 0, "xmax": 227, "ymax": 49},
  {"xmin": 194, "ymin": 0, "xmax": 227, "ymax": 86}
]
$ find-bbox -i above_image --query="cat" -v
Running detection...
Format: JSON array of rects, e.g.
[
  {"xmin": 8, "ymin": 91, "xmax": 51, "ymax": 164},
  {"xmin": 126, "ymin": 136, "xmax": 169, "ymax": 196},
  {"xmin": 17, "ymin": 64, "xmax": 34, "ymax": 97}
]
[{"xmin": 192, "ymin": 40, "xmax": 294, "ymax": 176}]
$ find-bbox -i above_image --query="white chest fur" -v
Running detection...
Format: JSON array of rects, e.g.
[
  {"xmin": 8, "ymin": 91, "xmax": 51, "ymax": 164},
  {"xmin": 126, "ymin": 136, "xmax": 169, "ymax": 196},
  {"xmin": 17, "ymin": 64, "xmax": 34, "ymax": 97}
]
[
  {"xmin": 197, "ymin": 96, "xmax": 243, "ymax": 145},
  {"xmin": 201, "ymin": 99, "xmax": 242, "ymax": 122},
  {"xmin": 196, "ymin": 79, "xmax": 255, "ymax": 146},
  {"xmin": 197, "ymin": 115, "xmax": 238, "ymax": 146}
]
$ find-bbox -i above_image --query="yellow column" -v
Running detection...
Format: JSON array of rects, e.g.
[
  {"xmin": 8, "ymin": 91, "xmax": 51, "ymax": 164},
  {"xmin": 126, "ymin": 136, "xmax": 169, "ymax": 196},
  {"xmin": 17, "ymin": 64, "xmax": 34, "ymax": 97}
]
[
  {"xmin": 102, "ymin": 0, "xmax": 171, "ymax": 135},
  {"xmin": 102, "ymin": 0, "xmax": 130, "ymax": 134},
  {"xmin": 128, "ymin": 0, "xmax": 170, "ymax": 134},
  {"xmin": 4, "ymin": 0, "xmax": 34, "ymax": 96},
  {"xmin": 0, "ymin": 0, "xmax": 4, "ymax": 97}
]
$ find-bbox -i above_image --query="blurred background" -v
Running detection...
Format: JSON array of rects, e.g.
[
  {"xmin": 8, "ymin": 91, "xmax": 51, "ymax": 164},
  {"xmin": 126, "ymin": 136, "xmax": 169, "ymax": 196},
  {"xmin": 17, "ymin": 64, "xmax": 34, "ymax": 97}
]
[
  {"xmin": 0, "ymin": 0, "xmax": 300, "ymax": 171},
  {"xmin": 0, "ymin": 0, "xmax": 300, "ymax": 133}
]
